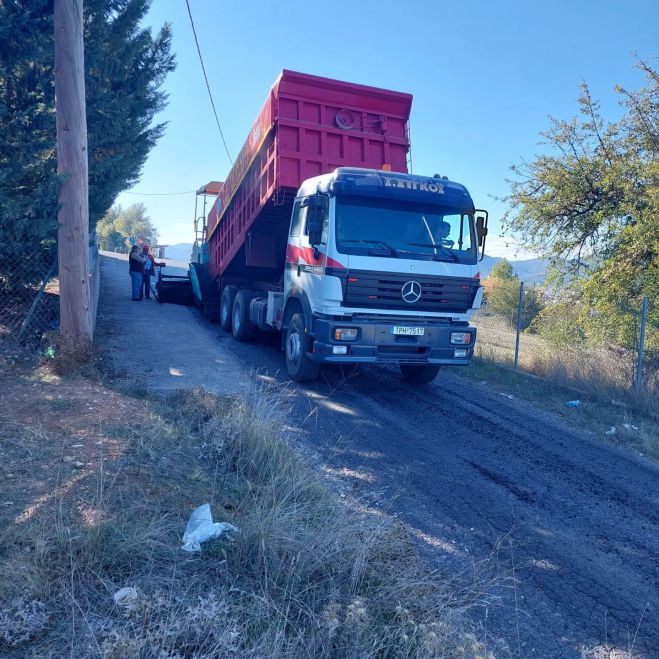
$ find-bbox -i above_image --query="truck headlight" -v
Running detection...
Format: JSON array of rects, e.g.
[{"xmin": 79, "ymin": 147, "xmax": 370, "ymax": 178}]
[
  {"xmin": 334, "ymin": 328, "xmax": 359, "ymax": 341},
  {"xmin": 450, "ymin": 332, "xmax": 472, "ymax": 345}
]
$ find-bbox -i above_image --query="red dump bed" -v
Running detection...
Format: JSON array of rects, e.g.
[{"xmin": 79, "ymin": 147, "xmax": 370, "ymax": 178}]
[{"xmin": 206, "ymin": 70, "xmax": 412, "ymax": 281}]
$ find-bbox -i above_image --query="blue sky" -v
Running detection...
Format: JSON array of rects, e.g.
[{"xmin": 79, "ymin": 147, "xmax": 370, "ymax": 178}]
[{"xmin": 116, "ymin": 0, "xmax": 658, "ymax": 259}]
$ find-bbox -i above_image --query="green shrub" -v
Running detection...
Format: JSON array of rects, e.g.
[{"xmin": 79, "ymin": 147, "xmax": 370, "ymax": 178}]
[
  {"xmin": 532, "ymin": 300, "xmax": 586, "ymax": 348},
  {"xmin": 484, "ymin": 278, "xmax": 544, "ymax": 330}
]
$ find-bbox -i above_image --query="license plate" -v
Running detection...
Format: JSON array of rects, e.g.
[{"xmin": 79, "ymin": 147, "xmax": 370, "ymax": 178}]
[{"xmin": 391, "ymin": 326, "xmax": 425, "ymax": 336}]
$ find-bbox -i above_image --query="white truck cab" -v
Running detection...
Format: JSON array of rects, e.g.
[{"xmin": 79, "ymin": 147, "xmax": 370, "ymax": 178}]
[{"xmin": 271, "ymin": 167, "xmax": 488, "ymax": 383}]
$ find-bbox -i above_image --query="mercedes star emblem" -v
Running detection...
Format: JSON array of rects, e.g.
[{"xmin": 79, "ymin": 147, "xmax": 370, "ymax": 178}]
[{"xmin": 401, "ymin": 280, "xmax": 422, "ymax": 304}]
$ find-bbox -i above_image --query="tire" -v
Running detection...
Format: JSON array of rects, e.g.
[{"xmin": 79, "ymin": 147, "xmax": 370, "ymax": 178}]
[
  {"xmin": 220, "ymin": 285, "xmax": 238, "ymax": 331},
  {"xmin": 285, "ymin": 312, "xmax": 321, "ymax": 382},
  {"xmin": 231, "ymin": 290, "xmax": 255, "ymax": 342},
  {"xmin": 399, "ymin": 363, "xmax": 441, "ymax": 384}
]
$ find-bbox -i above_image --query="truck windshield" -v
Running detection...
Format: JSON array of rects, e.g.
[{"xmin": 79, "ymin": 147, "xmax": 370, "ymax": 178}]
[{"xmin": 335, "ymin": 196, "xmax": 477, "ymax": 264}]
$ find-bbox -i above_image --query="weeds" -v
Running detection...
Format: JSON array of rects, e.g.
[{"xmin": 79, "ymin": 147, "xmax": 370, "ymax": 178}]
[
  {"xmin": 0, "ymin": 598, "xmax": 48, "ymax": 647},
  {"xmin": 1, "ymin": 379, "xmax": 493, "ymax": 657},
  {"xmin": 467, "ymin": 313, "xmax": 658, "ymax": 457},
  {"xmin": 476, "ymin": 315, "xmax": 659, "ymax": 420}
]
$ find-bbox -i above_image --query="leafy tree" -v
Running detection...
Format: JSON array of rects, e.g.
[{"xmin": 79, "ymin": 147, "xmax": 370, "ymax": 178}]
[
  {"xmin": 489, "ymin": 259, "xmax": 515, "ymax": 280},
  {"xmin": 0, "ymin": 0, "xmax": 174, "ymax": 269},
  {"xmin": 484, "ymin": 278, "xmax": 543, "ymax": 330},
  {"xmin": 97, "ymin": 203, "xmax": 158, "ymax": 251},
  {"xmin": 531, "ymin": 299, "xmax": 586, "ymax": 349},
  {"xmin": 502, "ymin": 58, "xmax": 657, "ymax": 355},
  {"xmin": 96, "ymin": 206, "xmax": 124, "ymax": 251}
]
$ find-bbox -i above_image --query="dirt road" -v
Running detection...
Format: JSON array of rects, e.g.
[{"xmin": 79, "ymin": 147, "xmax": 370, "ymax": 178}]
[{"xmin": 96, "ymin": 254, "xmax": 658, "ymax": 657}]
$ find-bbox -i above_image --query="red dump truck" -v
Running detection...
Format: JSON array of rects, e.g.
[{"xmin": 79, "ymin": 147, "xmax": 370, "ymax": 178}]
[{"xmin": 189, "ymin": 70, "xmax": 488, "ymax": 383}]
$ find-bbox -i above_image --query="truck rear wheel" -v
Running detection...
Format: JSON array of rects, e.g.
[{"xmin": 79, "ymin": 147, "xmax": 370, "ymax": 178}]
[
  {"xmin": 232, "ymin": 290, "xmax": 255, "ymax": 342},
  {"xmin": 285, "ymin": 312, "xmax": 321, "ymax": 382},
  {"xmin": 220, "ymin": 285, "xmax": 238, "ymax": 331},
  {"xmin": 399, "ymin": 363, "xmax": 440, "ymax": 384}
]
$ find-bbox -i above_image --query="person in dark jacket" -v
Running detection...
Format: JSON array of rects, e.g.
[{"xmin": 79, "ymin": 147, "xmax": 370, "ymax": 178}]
[
  {"xmin": 141, "ymin": 245, "xmax": 165, "ymax": 300},
  {"xmin": 128, "ymin": 245, "xmax": 145, "ymax": 301}
]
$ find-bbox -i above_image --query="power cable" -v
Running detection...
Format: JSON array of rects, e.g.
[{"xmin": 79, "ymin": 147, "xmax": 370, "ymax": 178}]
[{"xmin": 184, "ymin": 0, "xmax": 234, "ymax": 165}]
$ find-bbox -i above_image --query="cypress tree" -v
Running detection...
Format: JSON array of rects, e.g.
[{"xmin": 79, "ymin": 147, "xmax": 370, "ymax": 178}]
[{"xmin": 0, "ymin": 0, "xmax": 175, "ymax": 279}]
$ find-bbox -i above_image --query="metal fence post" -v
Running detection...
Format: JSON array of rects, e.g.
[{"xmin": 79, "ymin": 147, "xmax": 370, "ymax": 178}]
[
  {"xmin": 635, "ymin": 296, "xmax": 649, "ymax": 390},
  {"xmin": 514, "ymin": 281, "xmax": 524, "ymax": 370}
]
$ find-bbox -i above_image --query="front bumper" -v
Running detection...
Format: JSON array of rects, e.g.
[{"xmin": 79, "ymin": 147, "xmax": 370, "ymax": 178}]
[{"xmin": 309, "ymin": 317, "xmax": 476, "ymax": 365}]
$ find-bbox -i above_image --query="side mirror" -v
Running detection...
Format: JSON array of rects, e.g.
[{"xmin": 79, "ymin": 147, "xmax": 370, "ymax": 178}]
[
  {"xmin": 475, "ymin": 210, "xmax": 488, "ymax": 261},
  {"xmin": 304, "ymin": 195, "xmax": 325, "ymax": 246}
]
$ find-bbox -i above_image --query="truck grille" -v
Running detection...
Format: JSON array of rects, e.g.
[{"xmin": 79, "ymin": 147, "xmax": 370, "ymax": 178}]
[{"xmin": 335, "ymin": 269, "xmax": 479, "ymax": 313}]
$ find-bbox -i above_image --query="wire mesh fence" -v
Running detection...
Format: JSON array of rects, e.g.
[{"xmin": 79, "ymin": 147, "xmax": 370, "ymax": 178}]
[
  {"xmin": 472, "ymin": 285, "xmax": 657, "ymax": 397},
  {"xmin": 0, "ymin": 245, "xmax": 58, "ymax": 354},
  {"xmin": 0, "ymin": 242, "xmax": 99, "ymax": 364}
]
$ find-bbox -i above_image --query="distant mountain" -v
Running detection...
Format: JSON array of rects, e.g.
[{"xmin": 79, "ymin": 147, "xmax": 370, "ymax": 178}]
[
  {"xmin": 164, "ymin": 243, "xmax": 194, "ymax": 262},
  {"xmin": 479, "ymin": 255, "xmax": 549, "ymax": 285},
  {"xmin": 163, "ymin": 243, "xmax": 549, "ymax": 285}
]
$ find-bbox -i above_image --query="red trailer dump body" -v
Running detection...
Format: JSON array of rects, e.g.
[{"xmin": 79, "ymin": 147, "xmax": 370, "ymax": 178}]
[{"xmin": 206, "ymin": 70, "xmax": 412, "ymax": 282}]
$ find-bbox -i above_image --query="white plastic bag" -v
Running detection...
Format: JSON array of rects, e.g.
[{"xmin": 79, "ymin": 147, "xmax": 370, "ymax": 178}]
[
  {"xmin": 113, "ymin": 587, "xmax": 140, "ymax": 612},
  {"xmin": 181, "ymin": 503, "xmax": 238, "ymax": 552}
]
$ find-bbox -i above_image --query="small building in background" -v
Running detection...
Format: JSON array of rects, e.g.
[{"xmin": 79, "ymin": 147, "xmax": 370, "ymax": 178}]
[{"xmin": 152, "ymin": 245, "xmax": 169, "ymax": 258}]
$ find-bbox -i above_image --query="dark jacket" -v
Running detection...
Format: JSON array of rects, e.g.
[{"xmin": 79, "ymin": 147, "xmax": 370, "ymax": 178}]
[{"xmin": 129, "ymin": 251, "xmax": 145, "ymax": 273}]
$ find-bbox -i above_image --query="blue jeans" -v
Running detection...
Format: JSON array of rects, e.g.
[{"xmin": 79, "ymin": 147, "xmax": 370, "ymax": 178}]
[
  {"xmin": 130, "ymin": 271, "xmax": 142, "ymax": 299},
  {"xmin": 142, "ymin": 271, "xmax": 152, "ymax": 298}
]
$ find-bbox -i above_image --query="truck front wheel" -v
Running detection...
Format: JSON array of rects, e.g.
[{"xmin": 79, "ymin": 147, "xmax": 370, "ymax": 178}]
[
  {"xmin": 232, "ymin": 290, "xmax": 255, "ymax": 342},
  {"xmin": 220, "ymin": 285, "xmax": 238, "ymax": 331},
  {"xmin": 399, "ymin": 363, "xmax": 440, "ymax": 384},
  {"xmin": 285, "ymin": 312, "xmax": 321, "ymax": 382}
]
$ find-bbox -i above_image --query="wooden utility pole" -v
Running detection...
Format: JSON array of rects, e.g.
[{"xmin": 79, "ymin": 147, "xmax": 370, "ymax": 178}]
[{"xmin": 54, "ymin": 0, "xmax": 92, "ymax": 354}]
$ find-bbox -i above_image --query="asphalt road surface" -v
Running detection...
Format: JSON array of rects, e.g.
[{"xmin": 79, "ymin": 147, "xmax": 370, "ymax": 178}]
[
  {"xmin": 213, "ymin": 328, "xmax": 658, "ymax": 658},
  {"xmin": 96, "ymin": 254, "xmax": 247, "ymax": 395}
]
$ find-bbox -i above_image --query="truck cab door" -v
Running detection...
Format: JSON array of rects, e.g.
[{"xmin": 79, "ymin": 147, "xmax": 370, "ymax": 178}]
[{"xmin": 285, "ymin": 196, "xmax": 328, "ymax": 312}]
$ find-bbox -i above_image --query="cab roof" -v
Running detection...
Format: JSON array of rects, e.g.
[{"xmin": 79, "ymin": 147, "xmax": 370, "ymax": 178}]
[{"xmin": 298, "ymin": 168, "xmax": 475, "ymax": 211}]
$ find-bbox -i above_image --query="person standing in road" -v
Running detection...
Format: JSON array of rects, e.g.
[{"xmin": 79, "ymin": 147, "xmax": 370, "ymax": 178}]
[
  {"xmin": 141, "ymin": 245, "xmax": 165, "ymax": 300},
  {"xmin": 129, "ymin": 245, "xmax": 145, "ymax": 301}
]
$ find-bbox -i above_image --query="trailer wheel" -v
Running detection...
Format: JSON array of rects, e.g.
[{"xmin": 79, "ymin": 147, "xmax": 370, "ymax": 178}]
[
  {"xmin": 285, "ymin": 312, "xmax": 321, "ymax": 382},
  {"xmin": 232, "ymin": 290, "xmax": 255, "ymax": 342},
  {"xmin": 220, "ymin": 285, "xmax": 238, "ymax": 331},
  {"xmin": 399, "ymin": 364, "xmax": 441, "ymax": 384}
]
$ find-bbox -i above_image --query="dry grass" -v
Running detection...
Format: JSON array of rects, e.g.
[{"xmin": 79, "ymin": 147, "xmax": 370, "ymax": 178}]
[
  {"xmin": 467, "ymin": 313, "xmax": 658, "ymax": 458},
  {"xmin": 0, "ymin": 373, "xmax": 496, "ymax": 657}
]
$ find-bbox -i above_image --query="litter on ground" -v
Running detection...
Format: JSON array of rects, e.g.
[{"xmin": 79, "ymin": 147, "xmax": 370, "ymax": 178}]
[
  {"xmin": 113, "ymin": 587, "xmax": 140, "ymax": 612},
  {"xmin": 181, "ymin": 503, "xmax": 238, "ymax": 552}
]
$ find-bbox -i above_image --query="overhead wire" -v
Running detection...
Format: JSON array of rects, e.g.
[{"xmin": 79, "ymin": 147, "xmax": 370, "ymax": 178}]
[{"xmin": 184, "ymin": 0, "xmax": 234, "ymax": 165}]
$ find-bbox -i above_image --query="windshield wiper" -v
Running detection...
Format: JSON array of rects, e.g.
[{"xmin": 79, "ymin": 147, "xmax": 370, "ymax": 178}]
[
  {"xmin": 341, "ymin": 239, "xmax": 400, "ymax": 257},
  {"xmin": 405, "ymin": 242, "xmax": 459, "ymax": 262}
]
